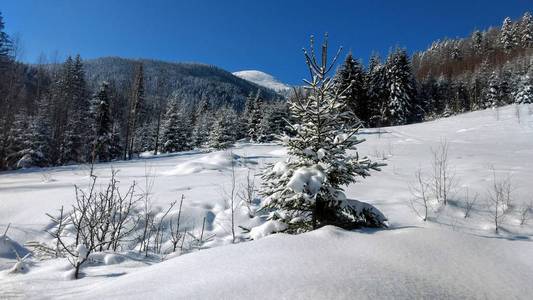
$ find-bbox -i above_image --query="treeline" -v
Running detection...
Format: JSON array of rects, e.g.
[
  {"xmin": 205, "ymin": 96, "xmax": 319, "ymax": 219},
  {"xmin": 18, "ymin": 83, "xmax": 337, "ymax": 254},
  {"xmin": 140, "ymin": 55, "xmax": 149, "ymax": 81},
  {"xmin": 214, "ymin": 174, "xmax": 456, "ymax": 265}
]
[
  {"xmin": 0, "ymin": 56, "xmax": 287, "ymax": 169},
  {"xmin": 0, "ymin": 11, "xmax": 286, "ymax": 170},
  {"xmin": 2, "ymin": 10, "xmax": 533, "ymax": 170},
  {"xmin": 332, "ymin": 12, "xmax": 533, "ymax": 126}
]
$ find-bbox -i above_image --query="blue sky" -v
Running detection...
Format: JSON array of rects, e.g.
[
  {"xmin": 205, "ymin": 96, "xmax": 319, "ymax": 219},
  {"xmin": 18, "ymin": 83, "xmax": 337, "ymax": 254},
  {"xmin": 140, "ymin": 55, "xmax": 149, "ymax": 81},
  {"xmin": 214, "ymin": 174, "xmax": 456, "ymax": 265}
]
[{"xmin": 2, "ymin": 0, "xmax": 532, "ymax": 84}]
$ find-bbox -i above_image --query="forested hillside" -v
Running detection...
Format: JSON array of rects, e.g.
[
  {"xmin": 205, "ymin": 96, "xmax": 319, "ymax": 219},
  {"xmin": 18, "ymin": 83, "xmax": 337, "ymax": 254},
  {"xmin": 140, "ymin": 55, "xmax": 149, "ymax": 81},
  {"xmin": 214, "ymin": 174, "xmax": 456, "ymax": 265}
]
[
  {"xmin": 83, "ymin": 57, "xmax": 279, "ymax": 109},
  {"xmin": 0, "ymin": 10, "xmax": 283, "ymax": 170},
  {"xmin": 1, "ymin": 10, "xmax": 533, "ymax": 171},
  {"xmin": 332, "ymin": 12, "xmax": 533, "ymax": 128}
]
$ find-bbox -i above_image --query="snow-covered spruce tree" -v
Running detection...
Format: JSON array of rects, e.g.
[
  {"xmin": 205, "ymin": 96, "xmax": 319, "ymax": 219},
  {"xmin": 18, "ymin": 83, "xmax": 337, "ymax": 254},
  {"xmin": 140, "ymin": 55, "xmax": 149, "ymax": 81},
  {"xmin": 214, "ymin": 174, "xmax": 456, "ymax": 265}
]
[
  {"xmin": 191, "ymin": 99, "xmax": 213, "ymax": 148},
  {"xmin": 499, "ymin": 67, "xmax": 514, "ymax": 105},
  {"xmin": 520, "ymin": 12, "xmax": 533, "ymax": 48},
  {"xmin": 247, "ymin": 90, "xmax": 264, "ymax": 142},
  {"xmin": 59, "ymin": 55, "xmax": 90, "ymax": 164},
  {"xmin": 334, "ymin": 53, "xmax": 368, "ymax": 125},
  {"xmin": 109, "ymin": 123, "xmax": 123, "ymax": 159},
  {"xmin": 5, "ymin": 112, "xmax": 31, "ymax": 168},
  {"xmin": 514, "ymin": 75, "xmax": 533, "ymax": 104},
  {"xmin": 501, "ymin": 17, "xmax": 516, "ymax": 53},
  {"xmin": 90, "ymin": 82, "xmax": 113, "ymax": 162},
  {"xmin": 0, "ymin": 11, "xmax": 12, "ymax": 61},
  {"xmin": 208, "ymin": 106, "xmax": 237, "ymax": 150},
  {"xmin": 384, "ymin": 48, "xmax": 415, "ymax": 125},
  {"xmin": 472, "ymin": 30, "xmax": 484, "ymax": 55},
  {"xmin": 238, "ymin": 92, "xmax": 256, "ymax": 140},
  {"xmin": 135, "ymin": 123, "xmax": 156, "ymax": 153},
  {"xmin": 366, "ymin": 54, "xmax": 388, "ymax": 127},
  {"xmin": 257, "ymin": 101, "xmax": 289, "ymax": 142},
  {"xmin": 161, "ymin": 97, "xmax": 191, "ymax": 152},
  {"xmin": 484, "ymin": 71, "xmax": 501, "ymax": 109},
  {"xmin": 259, "ymin": 35, "xmax": 386, "ymax": 233},
  {"xmin": 21, "ymin": 98, "xmax": 53, "ymax": 168}
]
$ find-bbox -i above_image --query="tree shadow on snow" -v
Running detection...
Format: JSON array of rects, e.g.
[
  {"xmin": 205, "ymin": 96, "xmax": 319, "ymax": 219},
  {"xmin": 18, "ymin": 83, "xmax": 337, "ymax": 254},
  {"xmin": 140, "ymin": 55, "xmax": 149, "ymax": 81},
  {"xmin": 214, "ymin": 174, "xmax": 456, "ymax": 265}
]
[
  {"xmin": 472, "ymin": 226, "xmax": 533, "ymax": 242},
  {"xmin": 355, "ymin": 225, "xmax": 423, "ymax": 235},
  {"xmin": 91, "ymin": 272, "xmax": 127, "ymax": 278}
]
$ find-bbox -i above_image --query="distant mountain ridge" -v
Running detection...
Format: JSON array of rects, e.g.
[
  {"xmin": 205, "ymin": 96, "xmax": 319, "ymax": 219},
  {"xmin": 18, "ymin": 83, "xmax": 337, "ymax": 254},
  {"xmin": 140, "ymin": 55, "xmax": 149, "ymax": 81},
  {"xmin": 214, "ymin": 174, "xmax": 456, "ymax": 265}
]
[
  {"xmin": 233, "ymin": 70, "xmax": 291, "ymax": 92},
  {"xmin": 83, "ymin": 57, "xmax": 280, "ymax": 110}
]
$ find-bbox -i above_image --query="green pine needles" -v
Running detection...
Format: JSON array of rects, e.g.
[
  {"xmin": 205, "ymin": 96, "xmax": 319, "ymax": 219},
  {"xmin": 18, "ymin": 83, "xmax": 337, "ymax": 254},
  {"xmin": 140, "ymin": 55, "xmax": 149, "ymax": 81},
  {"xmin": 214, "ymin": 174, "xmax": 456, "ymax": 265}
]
[{"xmin": 259, "ymin": 35, "xmax": 387, "ymax": 233}]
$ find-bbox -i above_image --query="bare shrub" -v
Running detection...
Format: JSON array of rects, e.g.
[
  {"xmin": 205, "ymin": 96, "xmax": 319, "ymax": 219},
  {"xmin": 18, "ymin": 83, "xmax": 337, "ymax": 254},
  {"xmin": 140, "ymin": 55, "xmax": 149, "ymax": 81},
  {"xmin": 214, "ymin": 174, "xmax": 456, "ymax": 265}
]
[
  {"xmin": 169, "ymin": 195, "xmax": 185, "ymax": 252},
  {"xmin": 408, "ymin": 168, "xmax": 430, "ymax": 221},
  {"xmin": 187, "ymin": 217, "xmax": 215, "ymax": 250},
  {"xmin": 515, "ymin": 105, "xmax": 521, "ymax": 124},
  {"xmin": 138, "ymin": 164, "xmax": 156, "ymax": 256},
  {"xmin": 463, "ymin": 188, "xmax": 478, "ymax": 218},
  {"xmin": 519, "ymin": 201, "xmax": 532, "ymax": 226},
  {"xmin": 152, "ymin": 200, "xmax": 177, "ymax": 254},
  {"xmin": 40, "ymin": 172, "xmax": 55, "ymax": 183},
  {"xmin": 486, "ymin": 169, "xmax": 513, "ymax": 233},
  {"xmin": 238, "ymin": 168, "xmax": 256, "ymax": 218},
  {"xmin": 431, "ymin": 139, "xmax": 455, "ymax": 205},
  {"xmin": 46, "ymin": 170, "xmax": 140, "ymax": 279}
]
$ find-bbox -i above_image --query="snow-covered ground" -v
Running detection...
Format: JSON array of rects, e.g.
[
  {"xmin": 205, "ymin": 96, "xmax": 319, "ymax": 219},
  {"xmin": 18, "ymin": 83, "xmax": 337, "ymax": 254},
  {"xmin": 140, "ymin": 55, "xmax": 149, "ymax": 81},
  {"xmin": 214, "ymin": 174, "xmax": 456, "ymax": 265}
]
[
  {"xmin": 1, "ymin": 104, "xmax": 533, "ymax": 299},
  {"xmin": 233, "ymin": 70, "xmax": 291, "ymax": 92}
]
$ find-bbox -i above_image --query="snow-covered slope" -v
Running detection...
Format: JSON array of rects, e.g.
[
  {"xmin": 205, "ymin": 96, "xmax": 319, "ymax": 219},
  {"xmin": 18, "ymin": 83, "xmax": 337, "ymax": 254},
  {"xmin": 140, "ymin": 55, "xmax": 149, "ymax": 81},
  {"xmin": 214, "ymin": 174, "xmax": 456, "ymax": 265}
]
[
  {"xmin": 1, "ymin": 104, "xmax": 533, "ymax": 299},
  {"xmin": 233, "ymin": 70, "xmax": 291, "ymax": 92},
  {"xmin": 69, "ymin": 226, "xmax": 533, "ymax": 299}
]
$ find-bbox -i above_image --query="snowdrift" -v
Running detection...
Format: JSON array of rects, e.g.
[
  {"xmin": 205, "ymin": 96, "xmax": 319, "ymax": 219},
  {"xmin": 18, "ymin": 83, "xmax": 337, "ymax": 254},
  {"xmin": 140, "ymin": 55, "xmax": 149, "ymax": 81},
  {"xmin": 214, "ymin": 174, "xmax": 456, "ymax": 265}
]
[{"xmin": 72, "ymin": 226, "xmax": 533, "ymax": 300}]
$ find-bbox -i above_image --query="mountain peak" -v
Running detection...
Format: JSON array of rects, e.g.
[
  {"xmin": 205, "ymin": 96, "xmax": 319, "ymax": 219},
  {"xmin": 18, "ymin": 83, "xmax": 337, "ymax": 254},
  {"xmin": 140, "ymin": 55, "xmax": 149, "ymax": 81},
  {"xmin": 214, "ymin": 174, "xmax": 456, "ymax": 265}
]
[{"xmin": 233, "ymin": 70, "xmax": 291, "ymax": 92}]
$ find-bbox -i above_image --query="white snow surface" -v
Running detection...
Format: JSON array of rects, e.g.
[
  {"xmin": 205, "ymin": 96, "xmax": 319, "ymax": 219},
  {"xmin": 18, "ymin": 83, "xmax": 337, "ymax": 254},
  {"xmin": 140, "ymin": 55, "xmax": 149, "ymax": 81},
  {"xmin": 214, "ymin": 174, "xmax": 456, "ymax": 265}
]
[
  {"xmin": 1, "ymin": 104, "xmax": 533, "ymax": 299},
  {"xmin": 249, "ymin": 220, "xmax": 288, "ymax": 240},
  {"xmin": 287, "ymin": 165, "xmax": 325, "ymax": 195},
  {"xmin": 233, "ymin": 70, "xmax": 291, "ymax": 92}
]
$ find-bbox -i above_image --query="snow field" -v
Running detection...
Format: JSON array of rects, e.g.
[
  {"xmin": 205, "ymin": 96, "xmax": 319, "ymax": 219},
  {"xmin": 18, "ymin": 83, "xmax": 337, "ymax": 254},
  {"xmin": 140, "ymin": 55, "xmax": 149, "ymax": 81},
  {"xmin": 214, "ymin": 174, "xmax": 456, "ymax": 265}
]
[{"xmin": 0, "ymin": 104, "xmax": 532, "ymax": 299}]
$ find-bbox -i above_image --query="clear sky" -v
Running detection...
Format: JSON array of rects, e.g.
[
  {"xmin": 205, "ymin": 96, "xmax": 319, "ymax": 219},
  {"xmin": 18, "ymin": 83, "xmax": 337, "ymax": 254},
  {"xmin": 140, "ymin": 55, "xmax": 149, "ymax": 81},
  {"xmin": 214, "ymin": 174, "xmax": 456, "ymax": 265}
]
[{"xmin": 2, "ymin": 0, "xmax": 532, "ymax": 84}]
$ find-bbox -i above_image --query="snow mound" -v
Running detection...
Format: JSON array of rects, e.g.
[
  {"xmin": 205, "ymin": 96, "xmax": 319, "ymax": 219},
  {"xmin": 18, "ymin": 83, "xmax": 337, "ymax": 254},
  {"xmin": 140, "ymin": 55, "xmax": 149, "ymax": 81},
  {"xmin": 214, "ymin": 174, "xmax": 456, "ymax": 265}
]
[
  {"xmin": 104, "ymin": 253, "xmax": 125, "ymax": 265},
  {"xmin": 287, "ymin": 165, "xmax": 325, "ymax": 196},
  {"xmin": 249, "ymin": 220, "xmax": 288, "ymax": 240},
  {"xmin": 0, "ymin": 235, "xmax": 29, "ymax": 260},
  {"xmin": 163, "ymin": 152, "xmax": 256, "ymax": 175},
  {"xmin": 233, "ymin": 70, "xmax": 291, "ymax": 92},
  {"xmin": 69, "ymin": 226, "xmax": 533, "ymax": 299}
]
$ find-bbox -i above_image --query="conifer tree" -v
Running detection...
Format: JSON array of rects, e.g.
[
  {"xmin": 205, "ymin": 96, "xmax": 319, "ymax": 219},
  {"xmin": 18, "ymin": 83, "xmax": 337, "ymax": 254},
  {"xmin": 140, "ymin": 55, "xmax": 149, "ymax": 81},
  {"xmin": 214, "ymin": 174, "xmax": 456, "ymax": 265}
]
[
  {"xmin": 247, "ymin": 90, "xmax": 264, "ymax": 142},
  {"xmin": 109, "ymin": 123, "xmax": 123, "ymax": 159},
  {"xmin": 257, "ymin": 101, "xmax": 289, "ymax": 142},
  {"xmin": 384, "ymin": 48, "xmax": 414, "ymax": 125},
  {"xmin": 90, "ymin": 82, "xmax": 113, "ymax": 162},
  {"xmin": 499, "ymin": 67, "xmax": 513, "ymax": 104},
  {"xmin": 208, "ymin": 106, "xmax": 237, "ymax": 150},
  {"xmin": 501, "ymin": 17, "xmax": 516, "ymax": 53},
  {"xmin": 335, "ymin": 53, "xmax": 370, "ymax": 123},
  {"xmin": 161, "ymin": 97, "xmax": 191, "ymax": 152},
  {"xmin": 59, "ymin": 55, "xmax": 89, "ymax": 164},
  {"xmin": 366, "ymin": 54, "xmax": 388, "ymax": 127},
  {"xmin": 472, "ymin": 30, "xmax": 484, "ymax": 54},
  {"xmin": 514, "ymin": 74, "xmax": 533, "ymax": 104},
  {"xmin": 24, "ymin": 98, "xmax": 53, "ymax": 167},
  {"xmin": 334, "ymin": 53, "xmax": 368, "ymax": 124},
  {"xmin": 418, "ymin": 75, "xmax": 439, "ymax": 118},
  {"xmin": 451, "ymin": 44, "xmax": 462, "ymax": 61},
  {"xmin": 5, "ymin": 113, "xmax": 30, "ymax": 168},
  {"xmin": 238, "ymin": 92, "xmax": 255, "ymax": 140},
  {"xmin": 484, "ymin": 71, "xmax": 501, "ymax": 109},
  {"xmin": 520, "ymin": 12, "xmax": 533, "ymax": 48},
  {"xmin": 0, "ymin": 11, "xmax": 12, "ymax": 64},
  {"xmin": 191, "ymin": 99, "xmax": 213, "ymax": 148},
  {"xmin": 259, "ymin": 35, "xmax": 386, "ymax": 232}
]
